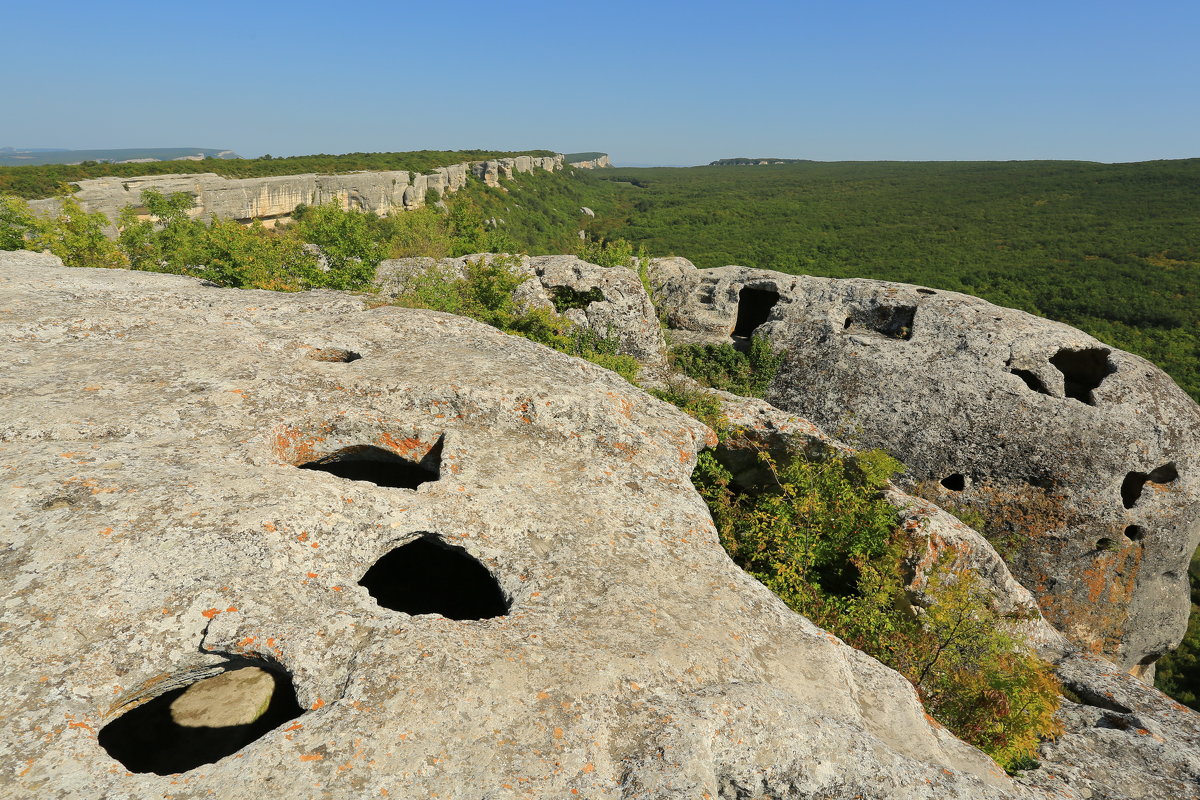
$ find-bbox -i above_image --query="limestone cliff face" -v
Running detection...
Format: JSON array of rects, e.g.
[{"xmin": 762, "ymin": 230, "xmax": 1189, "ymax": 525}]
[
  {"xmin": 568, "ymin": 154, "xmax": 613, "ymax": 169},
  {"xmin": 27, "ymin": 154, "xmax": 564, "ymax": 226}
]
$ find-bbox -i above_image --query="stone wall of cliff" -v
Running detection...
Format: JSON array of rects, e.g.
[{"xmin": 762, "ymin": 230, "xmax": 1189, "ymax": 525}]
[
  {"xmin": 568, "ymin": 154, "xmax": 612, "ymax": 169},
  {"xmin": 27, "ymin": 154, "xmax": 565, "ymax": 226}
]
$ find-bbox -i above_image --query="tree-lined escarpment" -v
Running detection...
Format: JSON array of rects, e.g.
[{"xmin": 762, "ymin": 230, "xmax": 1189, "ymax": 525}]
[{"xmin": 25, "ymin": 154, "xmax": 565, "ymax": 227}]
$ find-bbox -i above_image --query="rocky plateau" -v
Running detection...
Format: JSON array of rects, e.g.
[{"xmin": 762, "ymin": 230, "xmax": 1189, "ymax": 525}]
[{"xmin": 2, "ymin": 249, "xmax": 1199, "ymax": 799}]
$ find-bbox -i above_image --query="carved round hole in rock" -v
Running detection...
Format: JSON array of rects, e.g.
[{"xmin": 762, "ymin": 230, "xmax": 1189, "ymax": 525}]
[
  {"xmin": 1124, "ymin": 525, "xmax": 1146, "ymax": 542},
  {"xmin": 97, "ymin": 664, "xmax": 302, "ymax": 775},
  {"xmin": 298, "ymin": 443, "xmax": 440, "ymax": 490},
  {"xmin": 940, "ymin": 473, "xmax": 966, "ymax": 491},
  {"xmin": 359, "ymin": 535, "xmax": 508, "ymax": 620},
  {"xmin": 308, "ymin": 348, "xmax": 361, "ymax": 363}
]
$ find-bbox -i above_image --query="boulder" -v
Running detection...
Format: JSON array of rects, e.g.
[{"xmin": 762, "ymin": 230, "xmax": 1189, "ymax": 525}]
[
  {"xmin": 651, "ymin": 259, "xmax": 1200, "ymax": 674},
  {"xmin": 375, "ymin": 254, "xmax": 668, "ymax": 365},
  {"xmin": 708, "ymin": 389, "xmax": 1200, "ymax": 798},
  {"xmin": 3, "ymin": 252, "xmax": 1029, "ymax": 798}
]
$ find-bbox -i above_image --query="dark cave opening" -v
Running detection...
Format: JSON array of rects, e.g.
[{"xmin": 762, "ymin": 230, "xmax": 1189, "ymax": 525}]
[
  {"xmin": 1121, "ymin": 463, "xmax": 1179, "ymax": 509},
  {"xmin": 359, "ymin": 535, "xmax": 509, "ymax": 620},
  {"xmin": 843, "ymin": 304, "xmax": 917, "ymax": 340},
  {"xmin": 298, "ymin": 442, "xmax": 441, "ymax": 489},
  {"xmin": 97, "ymin": 664, "xmax": 302, "ymax": 775},
  {"xmin": 940, "ymin": 473, "xmax": 967, "ymax": 491},
  {"xmin": 1010, "ymin": 368, "xmax": 1052, "ymax": 396},
  {"xmin": 1050, "ymin": 347, "xmax": 1113, "ymax": 405},
  {"xmin": 732, "ymin": 287, "xmax": 780, "ymax": 337}
]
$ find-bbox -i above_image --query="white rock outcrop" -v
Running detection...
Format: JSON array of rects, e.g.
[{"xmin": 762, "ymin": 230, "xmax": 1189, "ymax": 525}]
[
  {"xmin": 27, "ymin": 155, "xmax": 565, "ymax": 227},
  {"xmin": 3, "ymin": 252, "xmax": 1036, "ymax": 799}
]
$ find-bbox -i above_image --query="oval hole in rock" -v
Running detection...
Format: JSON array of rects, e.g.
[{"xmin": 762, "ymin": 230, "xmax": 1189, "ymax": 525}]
[
  {"xmin": 940, "ymin": 473, "xmax": 966, "ymax": 491},
  {"xmin": 1124, "ymin": 525, "xmax": 1146, "ymax": 542},
  {"xmin": 97, "ymin": 664, "xmax": 302, "ymax": 775},
  {"xmin": 1095, "ymin": 537, "xmax": 1119, "ymax": 552},
  {"xmin": 298, "ymin": 442, "xmax": 440, "ymax": 490},
  {"xmin": 359, "ymin": 535, "xmax": 508, "ymax": 620},
  {"xmin": 308, "ymin": 348, "xmax": 361, "ymax": 363},
  {"xmin": 1121, "ymin": 463, "xmax": 1179, "ymax": 508}
]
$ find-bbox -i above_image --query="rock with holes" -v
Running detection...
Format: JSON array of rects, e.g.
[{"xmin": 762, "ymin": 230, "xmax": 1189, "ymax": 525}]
[
  {"xmin": 652, "ymin": 258, "xmax": 1200, "ymax": 674},
  {"xmin": 2, "ymin": 252, "xmax": 1055, "ymax": 798},
  {"xmin": 711, "ymin": 390, "xmax": 1200, "ymax": 797},
  {"xmin": 376, "ymin": 253, "xmax": 667, "ymax": 364}
]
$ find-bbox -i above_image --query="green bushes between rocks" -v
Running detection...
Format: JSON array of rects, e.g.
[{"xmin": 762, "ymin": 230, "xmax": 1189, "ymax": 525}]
[
  {"xmin": 692, "ymin": 441, "xmax": 1062, "ymax": 772},
  {"xmin": 671, "ymin": 336, "xmax": 784, "ymax": 398},
  {"xmin": 392, "ymin": 255, "xmax": 640, "ymax": 383}
]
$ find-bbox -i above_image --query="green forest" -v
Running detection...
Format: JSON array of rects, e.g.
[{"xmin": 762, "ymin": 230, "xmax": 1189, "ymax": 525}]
[{"xmin": 567, "ymin": 160, "xmax": 1200, "ymax": 403}]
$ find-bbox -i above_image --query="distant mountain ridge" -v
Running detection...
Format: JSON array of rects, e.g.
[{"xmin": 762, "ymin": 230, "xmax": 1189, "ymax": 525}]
[
  {"xmin": 709, "ymin": 157, "xmax": 815, "ymax": 166},
  {"xmin": 0, "ymin": 147, "xmax": 241, "ymax": 166}
]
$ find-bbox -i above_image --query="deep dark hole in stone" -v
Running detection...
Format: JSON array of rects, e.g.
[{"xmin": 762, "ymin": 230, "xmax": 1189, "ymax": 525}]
[
  {"xmin": 1095, "ymin": 537, "xmax": 1118, "ymax": 552},
  {"xmin": 97, "ymin": 664, "xmax": 302, "ymax": 775},
  {"xmin": 732, "ymin": 287, "xmax": 780, "ymax": 337},
  {"xmin": 308, "ymin": 348, "xmax": 362, "ymax": 363},
  {"xmin": 1050, "ymin": 347, "xmax": 1113, "ymax": 404},
  {"xmin": 359, "ymin": 535, "xmax": 508, "ymax": 620},
  {"xmin": 1010, "ymin": 368, "xmax": 1051, "ymax": 395},
  {"xmin": 1121, "ymin": 463, "xmax": 1179, "ymax": 508},
  {"xmin": 940, "ymin": 473, "xmax": 966, "ymax": 491},
  {"xmin": 298, "ymin": 442, "xmax": 440, "ymax": 489},
  {"xmin": 843, "ymin": 305, "xmax": 916, "ymax": 340},
  {"xmin": 1061, "ymin": 680, "xmax": 1132, "ymax": 714},
  {"xmin": 1124, "ymin": 525, "xmax": 1146, "ymax": 542}
]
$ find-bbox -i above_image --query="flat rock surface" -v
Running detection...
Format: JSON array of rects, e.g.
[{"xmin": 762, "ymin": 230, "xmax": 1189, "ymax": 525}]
[{"xmin": 2, "ymin": 254, "xmax": 1030, "ymax": 798}]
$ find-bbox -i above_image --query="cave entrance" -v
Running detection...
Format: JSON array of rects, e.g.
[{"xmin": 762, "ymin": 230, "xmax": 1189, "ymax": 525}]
[
  {"xmin": 98, "ymin": 665, "xmax": 302, "ymax": 775},
  {"xmin": 1050, "ymin": 347, "xmax": 1113, "ymax": 405},
  {"xmin": 298, "ymin": 441, "xmax": 441, "ymax": 489},
  {"xmin": 1120, "ymin": 463, "xmax": 1179, "ymax": 509},
  {"xmin": 359, "ymin": 535, "xmax": 509, "ymax": 620},
  {"xmin": 842, "ymin": 304, "xmax": 917, "ymax": 341},
  {"xmin": 732, "ymin": 287, "xmax": 780, "ymax": 339}
]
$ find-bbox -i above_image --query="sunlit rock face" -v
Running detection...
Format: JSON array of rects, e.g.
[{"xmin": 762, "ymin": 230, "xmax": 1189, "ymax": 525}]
[
  {"xmin": 2, "ymin": 252, "xmax": 1025, "ymax": 799},
  {"xmin": 26, "ymin": 155, "xmax": 565, "ymax": 227},
  {"xmin": 652, "ymin": 257, "xmax": 1200, "ymax": 674}
]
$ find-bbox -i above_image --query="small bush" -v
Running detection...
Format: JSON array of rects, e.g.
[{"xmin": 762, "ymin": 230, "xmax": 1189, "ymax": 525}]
[
  {"xmin": 550, "ymin": 285, "xmax": 605, "ymax": 312},
  {"xmin": 648, "ymin": 381, "xmax": 730, "ymax": 440},
  {"xmin": 671, "ymin": 335, "xmax": 783, "ymax": 398}
]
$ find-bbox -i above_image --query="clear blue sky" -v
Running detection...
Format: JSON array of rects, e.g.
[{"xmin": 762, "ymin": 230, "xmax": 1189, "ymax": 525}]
[{"xmin": 5, "ymin": 0, "xmax": 1197, "ymax": 165}]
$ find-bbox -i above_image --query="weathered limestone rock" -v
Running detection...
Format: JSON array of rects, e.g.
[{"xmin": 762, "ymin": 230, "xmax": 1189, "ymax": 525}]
[
  {"xmin": 651, "ymin": 258, "xmax": 1200, "ymax": 674},
  {"xmin": 375, "ymin": 254, "xmax": 668, "ymax": 365},
  {"xmin": 708, "ymin": 390, "xmax": 1200, "ymax": 799},
  {"xmin": 569, "ymin": 154, "xmax": 614, "ymax": 169},
  {"xmin": 4, "ymin": 252, "xmax": 1038, "ymax": 798},
  {"xmin": 28, "ymin": 155, "xmax": 566, "ymax": 226}
]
